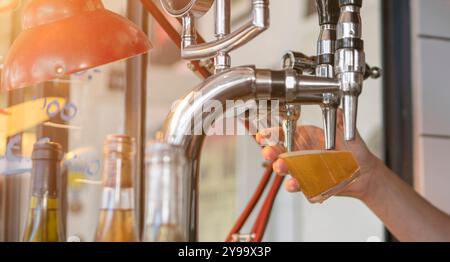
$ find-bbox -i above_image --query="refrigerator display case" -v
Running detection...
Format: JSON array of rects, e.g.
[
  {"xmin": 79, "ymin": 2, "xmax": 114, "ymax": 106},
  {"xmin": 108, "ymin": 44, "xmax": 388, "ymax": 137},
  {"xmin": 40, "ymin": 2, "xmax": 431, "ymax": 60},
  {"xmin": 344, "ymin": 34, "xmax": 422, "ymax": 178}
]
[{"xmin": 0, "ymin": 0, "xmax": 150, "ymax": 242}]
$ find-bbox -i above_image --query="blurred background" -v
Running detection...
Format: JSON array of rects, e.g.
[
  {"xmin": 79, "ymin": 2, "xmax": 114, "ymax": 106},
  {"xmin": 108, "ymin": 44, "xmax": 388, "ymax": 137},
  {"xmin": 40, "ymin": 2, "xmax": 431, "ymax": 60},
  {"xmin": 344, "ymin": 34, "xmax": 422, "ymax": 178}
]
[{"xmin": 0, "ymin": 0, "xmax": 449, "ymax": 242}]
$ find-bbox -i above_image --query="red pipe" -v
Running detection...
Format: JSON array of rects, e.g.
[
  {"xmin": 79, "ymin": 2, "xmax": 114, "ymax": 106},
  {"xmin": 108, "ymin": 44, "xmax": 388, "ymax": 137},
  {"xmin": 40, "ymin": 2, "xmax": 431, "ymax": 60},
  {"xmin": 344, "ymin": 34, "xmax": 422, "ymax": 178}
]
[
  {"xmin": 225, "ymin": 164, "xmax": 273, "ymax": 242},
  {"xmin": 252, "ymin": 176, "xmax": 285, "ymax": 242}
]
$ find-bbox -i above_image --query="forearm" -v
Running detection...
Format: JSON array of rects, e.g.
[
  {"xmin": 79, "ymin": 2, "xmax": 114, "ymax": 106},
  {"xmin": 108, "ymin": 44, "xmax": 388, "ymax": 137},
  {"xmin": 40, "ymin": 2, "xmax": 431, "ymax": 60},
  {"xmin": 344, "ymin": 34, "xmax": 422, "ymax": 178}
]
[{"xmin": 360, "ymin": 160, "xmax": 450, "ymax": 242}]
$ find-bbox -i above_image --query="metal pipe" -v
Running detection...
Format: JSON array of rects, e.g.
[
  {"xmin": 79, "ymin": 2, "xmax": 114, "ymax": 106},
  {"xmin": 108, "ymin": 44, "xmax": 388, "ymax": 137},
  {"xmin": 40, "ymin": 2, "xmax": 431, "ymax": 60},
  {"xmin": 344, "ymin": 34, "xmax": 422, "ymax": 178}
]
[
  {"xmin": 160, "ymin": 66, "xmax": 287, "ymax": 240},
  {"xmin": 215, "ymin": 0, "xmax": 231, "ymax": 37},
  {"xmin": 214, "ymin": 0, "xmax": 231, "ymax": 73},
  {"xmin": 294, "ymin": 75, "xmax": 340, "ymax": 96},
  {"xmin": 181, "ymin": 14, "xmax": 197, "ymax": 49},
  {"xmin": 126, "ymin": 0, "xmax": 148, "ymax": 239},
  {"xmin": 181, "ymin": 0, "xmax": 269, "ymax": 60}
]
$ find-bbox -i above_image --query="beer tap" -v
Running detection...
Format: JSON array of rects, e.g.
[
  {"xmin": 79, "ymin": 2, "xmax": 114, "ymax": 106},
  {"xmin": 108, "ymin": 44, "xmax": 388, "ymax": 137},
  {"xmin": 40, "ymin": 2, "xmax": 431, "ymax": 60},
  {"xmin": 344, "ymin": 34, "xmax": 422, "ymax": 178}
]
[
  {"xmin": 316, "ymin": 0, "xmax": 340, "ymax": 150},
  {"xmin": 335, "ymin": 0, "xmax": 365, "ymax": 141},
  {"xmin": 156, "ymin": 0, "xmax": 381, "ymax": 241}
]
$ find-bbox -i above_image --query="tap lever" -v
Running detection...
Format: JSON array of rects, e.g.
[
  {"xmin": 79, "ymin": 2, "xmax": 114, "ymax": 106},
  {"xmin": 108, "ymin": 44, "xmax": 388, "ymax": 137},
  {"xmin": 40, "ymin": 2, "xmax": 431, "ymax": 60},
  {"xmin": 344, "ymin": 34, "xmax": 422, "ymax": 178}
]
[{"xmin": 316, "ymin": 0, "xmax": 340, "ymax": 26}]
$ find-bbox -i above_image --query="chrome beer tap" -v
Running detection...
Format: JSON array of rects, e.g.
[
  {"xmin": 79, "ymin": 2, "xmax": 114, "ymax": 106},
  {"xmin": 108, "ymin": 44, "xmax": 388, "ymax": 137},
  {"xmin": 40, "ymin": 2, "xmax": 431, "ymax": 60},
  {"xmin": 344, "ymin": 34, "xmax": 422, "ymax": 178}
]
[
  {"xmin": 155, "ymin": 0, "xmax": 380, "ymax": 241},
  {"xmin": 316, "ymin": 0, "xmax": 340, "ymax": 150},
  {"xmin": 335, "ymin": 0, "xmax": 365, "ymax": 141}
]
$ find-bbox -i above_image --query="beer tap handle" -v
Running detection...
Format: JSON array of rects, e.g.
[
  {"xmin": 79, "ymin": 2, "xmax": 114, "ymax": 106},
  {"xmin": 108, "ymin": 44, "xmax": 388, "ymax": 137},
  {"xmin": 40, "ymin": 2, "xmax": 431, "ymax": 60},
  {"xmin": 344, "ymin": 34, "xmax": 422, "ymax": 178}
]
[{"xmin": 316, "ymin": 0, "xmax": 340, "ymax": 26}]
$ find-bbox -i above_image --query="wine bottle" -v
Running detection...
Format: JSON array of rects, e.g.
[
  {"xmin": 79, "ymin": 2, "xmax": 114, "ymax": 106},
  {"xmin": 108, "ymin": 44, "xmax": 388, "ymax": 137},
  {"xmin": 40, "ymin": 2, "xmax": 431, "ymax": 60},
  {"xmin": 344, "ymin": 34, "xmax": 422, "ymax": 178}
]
[
  {"xmin": 23, "ymin": 142, "xmax": 65, "ymax": 242},
  {"xmin": 94, "ymin": 134, "xmax": 138, "ymax": 242}
]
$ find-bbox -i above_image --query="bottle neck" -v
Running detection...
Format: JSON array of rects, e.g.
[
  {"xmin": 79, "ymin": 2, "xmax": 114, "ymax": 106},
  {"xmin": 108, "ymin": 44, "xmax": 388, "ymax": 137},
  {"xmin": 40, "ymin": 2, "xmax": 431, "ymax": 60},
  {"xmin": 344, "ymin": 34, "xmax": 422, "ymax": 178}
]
[
  {"xmin": 100, "ymin": 153, "xmax": 135, "ymax": 210},
  {"xmin": 30, "ymin": 159, "xmax": 61, "ymax": 199},
  {"xmin": 24, "ymin": 159, "xmax": 65, "ymax": 242}
]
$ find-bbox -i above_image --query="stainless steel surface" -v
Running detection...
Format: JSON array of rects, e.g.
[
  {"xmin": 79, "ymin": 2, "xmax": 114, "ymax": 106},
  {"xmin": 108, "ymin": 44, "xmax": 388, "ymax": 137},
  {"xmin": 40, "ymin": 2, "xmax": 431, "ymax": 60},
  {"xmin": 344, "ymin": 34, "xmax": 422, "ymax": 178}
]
[
  {"xmin": 214, "ymin": 0, "xmax": 231, "ymax": 73},
  {"xmin": 180, "ymin": 0, "xmax": 269, "ymax": 60},
  {"xmin": 181, "ymin": 14, "xmax": 197, "ymax": 48},
  {"xmin": 214, "ymin": 52, "xmax": 231, "ymax": 73},
  {"xmin": 156, "ymin": 0, "xmax": 377, "ymax": 241},
  {"xmin": 126, "ymin": 1, "xmax": 148, "ymax": 239},
  {"xmin": 337, "ymin": 5, "xmax": 362, "ymax": 39},
  {"xmin": 317, "ymin": 24, "xmax": 336, "ymax": 56},
  {"xmin": 160, "ymin": 66, "xmax": 289, "ymax": 240},
  {"xmin": 215, "ymin": 0, "xmax": 230, "ymax": 37},
  {"xmin": 160, "ymin": 0, "xmax": 214, "ymax": 18},
  {"xmin": 321, "ymin": 96, "xmax": 338, "ymax": 149},
  {"xmin": 365, "ymin": 65, "xmax": 382, "ymax": 80},
  {"xmin": 316, "ymin": 22, "xmax": 338, "ymax": 150},
  {"xmin": 335, "ymin": 1, "xmax": 365, "ymax": 141},
  {"xmin": 282, "ymin": 51, "xmax": 316, "ymax": 75},
  {"xmin": 294, "ymin": 75, "xmax": 340, "ymax": 95},
  {"xmin": 281, "ymin": 105, "xmax": 301, "ymax": 152},
  {"xmin": 162, "ymin": 66, "xmax": 281, "ymax": 146}
]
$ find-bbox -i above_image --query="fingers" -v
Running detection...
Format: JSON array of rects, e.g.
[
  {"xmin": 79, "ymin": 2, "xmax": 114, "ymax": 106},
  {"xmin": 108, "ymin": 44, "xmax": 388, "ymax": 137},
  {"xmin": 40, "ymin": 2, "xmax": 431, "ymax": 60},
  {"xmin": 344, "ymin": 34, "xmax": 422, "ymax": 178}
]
[
  {"xmin": 273, "ymin": 159, "xmax": 288, "ymax": 175},
  {"xmin": 256, "ymin": 127, "xmax": 284, "ymax": 146},
  {"xmin": 337, "ymin": 109, "xmax": 344, "ymax": 130},
  {"xmin": 295, "ymin": 126, "xmax": 325, "ymax": 150},
  {"xmin": 285, "ymin": 178, "xmax": 300, "ymax": 193},
  {"xmin": 262, "ymin": 145, "xmax": 285, "ymax": 161}
]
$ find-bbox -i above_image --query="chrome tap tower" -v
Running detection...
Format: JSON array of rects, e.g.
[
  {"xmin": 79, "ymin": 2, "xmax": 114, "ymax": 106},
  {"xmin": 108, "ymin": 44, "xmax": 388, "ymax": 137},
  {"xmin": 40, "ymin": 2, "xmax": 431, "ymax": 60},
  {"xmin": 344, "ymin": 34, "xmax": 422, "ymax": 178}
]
[{"xmin": 153, "ymin": 0, "xmax": 380, "ymax": 241}]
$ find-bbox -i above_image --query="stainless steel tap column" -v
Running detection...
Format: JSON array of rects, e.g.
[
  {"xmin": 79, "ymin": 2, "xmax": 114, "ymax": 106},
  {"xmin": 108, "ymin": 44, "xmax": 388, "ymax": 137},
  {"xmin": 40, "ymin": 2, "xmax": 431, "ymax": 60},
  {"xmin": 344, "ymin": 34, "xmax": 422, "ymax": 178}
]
[
  {"xmin": 156, "ymin": 0, "xmax": 379, "ymax": 242},
  {"xmin": 335, "ymin": 0, "xmax": 366, "ymax": 141},
  {"xmin": 315, "ymin": 0, "xmax": 340, "ymax": 149},
  {"xmin": 160, "ymin": 66, "xmax": 344, "ymax": 240},
  {"xmin": 161, "ymin": 66, "xmax": 287, "ymax": 240},
  {"xmin": 214, "ymin": 0, "xmax": 231, "ymax": 73}
]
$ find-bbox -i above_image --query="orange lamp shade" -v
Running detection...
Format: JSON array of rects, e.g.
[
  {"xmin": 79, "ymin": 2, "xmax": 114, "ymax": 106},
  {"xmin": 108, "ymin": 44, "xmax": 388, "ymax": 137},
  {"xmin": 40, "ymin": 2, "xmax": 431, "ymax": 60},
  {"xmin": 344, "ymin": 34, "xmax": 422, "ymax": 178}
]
[
  {"xmin": 0, "ymin": 0, "xmax": 19, "ymax": 13},
  {"xmin": 1, "ymin": 0, "xmax": 152, "ymax": 91}
]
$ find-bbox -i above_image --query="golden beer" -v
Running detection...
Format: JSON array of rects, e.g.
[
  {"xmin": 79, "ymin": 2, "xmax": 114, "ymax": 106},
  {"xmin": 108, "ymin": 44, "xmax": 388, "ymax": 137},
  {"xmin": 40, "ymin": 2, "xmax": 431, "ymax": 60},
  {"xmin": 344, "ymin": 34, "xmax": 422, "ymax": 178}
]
[{"xmin": 280, "ymin": 150, "xmax": 360, "ymax": 203}]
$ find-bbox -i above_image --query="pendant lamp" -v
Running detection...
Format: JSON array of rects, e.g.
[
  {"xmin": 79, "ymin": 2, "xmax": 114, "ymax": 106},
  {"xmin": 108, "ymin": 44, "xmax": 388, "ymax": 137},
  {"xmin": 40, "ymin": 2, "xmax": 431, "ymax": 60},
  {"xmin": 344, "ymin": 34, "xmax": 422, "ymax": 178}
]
[
  {"xmin": 0, "ymin": 0, "xmax": 20, "ymax": 13},
  {"xmin": 1, "ymin": 0, "xmax": 152, "ymax": 91}
]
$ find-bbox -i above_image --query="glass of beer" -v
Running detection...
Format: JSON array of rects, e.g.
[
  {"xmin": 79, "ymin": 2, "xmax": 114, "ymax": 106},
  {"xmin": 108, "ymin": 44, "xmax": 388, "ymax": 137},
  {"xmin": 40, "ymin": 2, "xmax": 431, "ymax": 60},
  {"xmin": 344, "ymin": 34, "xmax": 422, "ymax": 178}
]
[{"xmin": 279, "ymin": 150, "xmax": 360, "ymax": 203}]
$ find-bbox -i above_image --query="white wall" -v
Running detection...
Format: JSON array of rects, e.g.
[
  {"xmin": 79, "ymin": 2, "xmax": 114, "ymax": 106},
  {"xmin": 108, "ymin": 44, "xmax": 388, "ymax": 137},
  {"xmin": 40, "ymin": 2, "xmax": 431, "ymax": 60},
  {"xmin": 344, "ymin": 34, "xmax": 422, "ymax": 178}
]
[{"xmin": 412, "ymin": 0, "xmax": 450, "ymax": 215}]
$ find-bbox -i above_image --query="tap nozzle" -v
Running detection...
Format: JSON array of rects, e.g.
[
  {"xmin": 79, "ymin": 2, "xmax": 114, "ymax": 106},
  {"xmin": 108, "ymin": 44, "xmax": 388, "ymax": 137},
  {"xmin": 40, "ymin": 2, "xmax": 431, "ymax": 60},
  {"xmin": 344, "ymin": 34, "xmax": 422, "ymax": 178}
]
[
  {"xmin": 321, "ymin": 94, "xmax": 339, "ymax": 149},
  {"xmin": 281, "ymin": 104, "xmax": 301, "ymax": 152},
  {"xmin": 342, "ymin": 93, "xmax": 358, "ymax": 141}
]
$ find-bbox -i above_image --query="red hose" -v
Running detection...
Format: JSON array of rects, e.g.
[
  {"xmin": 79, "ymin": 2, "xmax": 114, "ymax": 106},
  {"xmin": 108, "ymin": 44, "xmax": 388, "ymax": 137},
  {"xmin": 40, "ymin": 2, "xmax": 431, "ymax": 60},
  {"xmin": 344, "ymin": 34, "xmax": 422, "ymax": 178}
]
[
  {"xmin": 252, "ymin": 176, "xmax": 285, "ymax": 242},
  {"xmin": 225, "ymin": 164, "xmax": 273, "ymax": 242}
]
